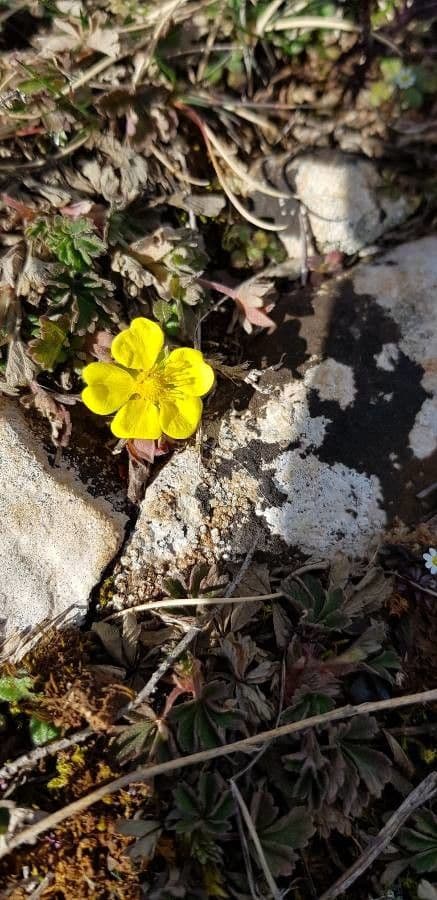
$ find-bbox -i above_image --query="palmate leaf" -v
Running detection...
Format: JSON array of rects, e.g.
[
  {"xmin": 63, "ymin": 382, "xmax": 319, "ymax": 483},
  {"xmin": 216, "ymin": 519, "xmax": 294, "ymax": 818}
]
[
  {"xmin": 113, "ymin": 720, "xmax": 157, "ymax": 763},
  {"xmin": 29, "ymin": 716, "xmax": 60, "ymax": 747},
  {"xmin": 171, "ymin": 773, "xmax": 233, "ymax": 836},
  {"xmin": 399, "ymin": 811, "xmax": 437, "ymax": 873},
  {"xmin": 283, "ymin": 715, "xmax": 393, "ymax": 835},
  {"xmin": 249, "ymin": 790, "xmax": 314, "ymax": 877},
  {"xmin": 48, "ymin": 272, "xmax": 119, "ymax": 336},
  {"xmin": 281, "ymin": 574, "xmax": 350, "ymax": 630},
  {"xmin": 27, "ymin": 217, "xmax": 106, "ymax": 273},
  {"xmin": 170, "ymin": 680, "xmax": 242, "ymax": 752}
]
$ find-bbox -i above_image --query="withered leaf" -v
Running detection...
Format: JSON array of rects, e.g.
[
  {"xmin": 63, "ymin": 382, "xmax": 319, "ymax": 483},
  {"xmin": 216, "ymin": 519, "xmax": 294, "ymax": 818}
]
[
  {"xmin": 21, "ymin": 383, "xmax": 72, "ymax": 448},
  {"xmin": 5, "ymin": 339, "xmax": 38, "ymax": 388}
]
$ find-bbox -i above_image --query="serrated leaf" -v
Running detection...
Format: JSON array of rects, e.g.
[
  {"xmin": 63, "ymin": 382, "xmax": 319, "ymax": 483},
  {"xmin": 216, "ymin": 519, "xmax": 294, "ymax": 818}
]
[
  {"xmin": 250, "ymin": 791, "xmax": 314, "ymax": 877},
  {"xmin": 113, "ymin": 718, "xmax": 158, "ymax": 763},
  {"xmin": 5, "ymin": 338, "xmax": 38, "ymax": 386},
  {"xmin": 28, "ymin": 315, "xmax": 70, "ymax": 371},
  {"xmin": 281, "ymin": 574, "xmax": 350, "ymax": 630},
  {"xmin": 171, "ymin": 773, "xmax": 233, "ymax": 837},
  {"xmin": 0, "ymin": 676, "xmax": 35, "ymax": 702},
  {"xmin": 29, "ymin": 716, "xmax": 60, "ymax": 746},
  {"xmin": 171, "ymin": 681, "xmax": 241, "ymax": 752}
]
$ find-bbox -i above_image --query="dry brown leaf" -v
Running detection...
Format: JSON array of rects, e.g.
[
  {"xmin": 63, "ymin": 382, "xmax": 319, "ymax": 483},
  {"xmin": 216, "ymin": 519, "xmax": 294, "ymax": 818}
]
[{"xmin": 5, "ymin": 339, "xmax": 38, "ymax": 388}]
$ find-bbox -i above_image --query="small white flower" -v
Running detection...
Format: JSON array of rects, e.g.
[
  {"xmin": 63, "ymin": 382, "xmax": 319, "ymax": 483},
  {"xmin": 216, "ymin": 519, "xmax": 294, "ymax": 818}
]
[
  {"xmin": 423, "ymin": 548, "xmax": 437, "ymax": 575},
  {"xmin": 393, "ymin": 67, "xmax": 416, "ymax": 90}
]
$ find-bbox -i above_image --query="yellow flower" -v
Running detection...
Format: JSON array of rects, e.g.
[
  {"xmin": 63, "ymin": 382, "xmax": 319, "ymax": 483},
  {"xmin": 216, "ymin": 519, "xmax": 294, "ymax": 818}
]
[{"xmin": 82, "ymin": 318, "xmax": 214, "ymax": 440}]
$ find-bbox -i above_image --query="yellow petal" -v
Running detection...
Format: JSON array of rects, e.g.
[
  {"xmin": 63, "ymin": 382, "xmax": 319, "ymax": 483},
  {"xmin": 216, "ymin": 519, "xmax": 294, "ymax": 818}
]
[
  {"xmin": 164, "ymin": 348, "xmax": 215, "ymax": 397},
  {"xmin": 82, "ymin": 362, "xmax": 135, "ymax": 415},
  {"xmin": 159, "ymin": 396, "xmax": 202, "ymax": 439},
  {"xmin": 111, "ymin": 318, "xmax": 164, "ymax": 371},
  {"xmin": 111, "ymin": 397, "xmax": 161, "ymax": 439}
]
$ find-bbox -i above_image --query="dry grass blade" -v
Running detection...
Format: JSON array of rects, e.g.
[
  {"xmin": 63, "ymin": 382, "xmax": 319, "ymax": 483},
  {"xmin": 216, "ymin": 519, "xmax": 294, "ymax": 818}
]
[
  {"xmin": 271, "ymin": 15, "xmax": 360, "ymax": 33},
  {"xmin": 255, "ymin": 0, "xmax": 286, "ymax": 36},
  {"xmin": 133, "ymin": 0, "xmax": 188, "ymax": 86},
  {"xmin": 151, "ymin": 145, "xmax": 210, "ymax": 187},
  {"xmin": 320, "ymin": 772, "xmax": 437, "ymax": 900},
  {"xmin": 3, "ymin": 687, "xmax": 437, "ymax": 859},
  {"xmin": 103, "ymin": 592, "xmax": 283, "ymax": 621},
  {"xmin": 208, "ymin": 143, "xmax": 287, "ymax": 232},
  {"xmin": 231, "ymin": 779, "xmax": 282, "ymax": 900},
  {"xmin": 204, "ymin": 124, "xmax": 290, "ymax": 199}
]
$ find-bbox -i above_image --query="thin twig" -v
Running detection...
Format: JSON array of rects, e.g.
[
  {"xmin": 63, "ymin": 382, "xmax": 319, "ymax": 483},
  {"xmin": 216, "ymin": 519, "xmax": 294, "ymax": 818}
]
[
  {"xmin": 208, "ymin": 142, "xmax": 287, "ymax": 232},
  {"xmin": 225, "ymin": 529, "xmax": 262, "ymax": 598},
  {"xmin": 3, "ymin": 687, "xmax": 437, "ymax": 858},
  {"xmin": 386, "ymin": 571, "xmax": 437, "ymax": 600},
  {"xmin": 126, "ymin": 626, "xmax": 200, "ymax": 712},
  {"xmin": 234, "ymin": 803, "xmax": 260, "ymax": 900},
  {"xmin": 0, "ymin": 728, "xmax": 92, "ymax": 785},
  {"xmin": 319, "ymin": 771, "xmax": 437, "ymax": 900},
  {"xmin": 230, "ymin": 780, "xmax": 282, "ymax": 900}
]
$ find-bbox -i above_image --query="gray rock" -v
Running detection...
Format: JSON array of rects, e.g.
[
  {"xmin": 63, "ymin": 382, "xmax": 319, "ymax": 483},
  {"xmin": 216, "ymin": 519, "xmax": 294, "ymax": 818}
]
[
  {"xmin": 119, "ymin": 236, "xmax": 437, "ymax": 600},
  {"xmin": 251, "ymin": 150, "xmax": 414, "ymax": 258},
  {"xmin": 0, "ymin": 399, "xmax": 127, "ymax": 656}
]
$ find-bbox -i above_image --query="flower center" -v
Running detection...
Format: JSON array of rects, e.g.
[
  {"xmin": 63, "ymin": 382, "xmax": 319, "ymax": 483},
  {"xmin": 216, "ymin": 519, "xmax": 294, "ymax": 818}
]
[
  {"xmin": 432, "ymin": 554, "xmax": 437, "ymax": 567},
  {"xmin": 135, "ymin": 369, "xmax": 164, "ymax": 404}
]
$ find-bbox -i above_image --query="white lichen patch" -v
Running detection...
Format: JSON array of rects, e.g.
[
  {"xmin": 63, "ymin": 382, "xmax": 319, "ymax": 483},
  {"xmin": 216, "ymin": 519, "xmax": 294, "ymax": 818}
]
[
  {"xmin": 409, "ymin": 397, "xmax": 437, "ymax": 460},
  {"xmin": 374, "ymin": 343, "xmax": 399, "ymax": 372},
  {"xmin": 229, "ymin": 381, "xmax": 330, "ymax": 450},
  {"xmin": 259, "ymin": 450, "xmax": 386, "ymax": 557},
  {"xmin": 304, "ymin": 359, "xmax": 356, "ymax": 410},
  {"xmin": 353, "ymin": 238, "xmax": 437, "ymax": 460}
]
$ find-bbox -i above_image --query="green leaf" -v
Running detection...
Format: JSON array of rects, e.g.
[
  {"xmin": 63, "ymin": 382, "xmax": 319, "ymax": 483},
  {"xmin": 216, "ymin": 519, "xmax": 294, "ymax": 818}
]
[
  {"xmin": 171, "ymin": 681, "xmax": 242, "ymax": 752},
  {"xmin": 399, "ymin": 811, "xmax": 437, "ymax": 873},
  {"xmin": 171, "ymin": 773, "xmax": 233, "ymax": 837},
  {"xmin": 402, "ymin": 86, "xmax": 423, "ymax": 109},
  {"xmin": 380, "ymin": 57, "xmax": 403, "ymax": 80},
  {"xmin": 249, "ymin": 791, "xmax": 314, "ymax": 877},
  {"xmin": 0, "ymin": 806, "xmax": 11, "ymax": 835},
  {"xmin": 281, "ymin": 575, "xmax": 350, "ymax": 630},
  {"xmin": 118, "ymin": 818, "xmax": 162, "ymax": 861},
  {"xmin": 281, "ymin": 692, "xmax": 335, "ymax": 723},
  {"xmin": 0, "ymin": 675, "xmax": 35, "ymax": 702},
  {"xmin": 29, "ymin": 716, "xmax": 60, "ymax": 746},
  {"xmin": 113, "ymin": 717, "xmax": 159, "ymax": 764},
  {"xmin": 27, "ymin": 217, "xmax": 105, "ymax": 273},
  {"xmin": 28, "ymin": 315, "xmax": 70, "ymax": 371}
]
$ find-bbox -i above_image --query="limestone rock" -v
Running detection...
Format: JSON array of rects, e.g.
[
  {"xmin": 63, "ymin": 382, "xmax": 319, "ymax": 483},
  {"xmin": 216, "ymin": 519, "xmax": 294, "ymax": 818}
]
[
  {"xmin": 0, "ymin": 399, "xmax": 127, "ymax": 655},
  {"xmin": 119, "ymin": 236, "xmax": 436, "ymax": 601},
  {"xmin": 251, "ymin": 151, "xmax": 414, "ymax": 258}
]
